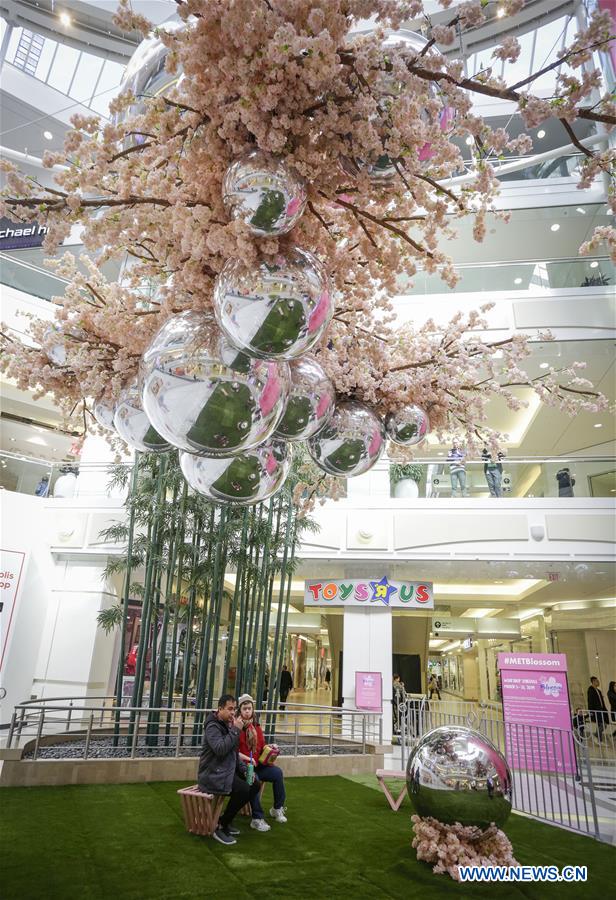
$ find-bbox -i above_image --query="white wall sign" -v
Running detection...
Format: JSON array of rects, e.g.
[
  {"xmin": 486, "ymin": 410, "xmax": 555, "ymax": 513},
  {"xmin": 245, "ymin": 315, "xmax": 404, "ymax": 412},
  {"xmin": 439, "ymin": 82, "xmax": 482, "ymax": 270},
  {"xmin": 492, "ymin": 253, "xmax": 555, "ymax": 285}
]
[
  {"xmin": 0, "ymin": 549, "xmax": 26, "ymax": 672},
  {"xmin": 305, "ymin": 578, "xmax": 433, "ymax": 609}
]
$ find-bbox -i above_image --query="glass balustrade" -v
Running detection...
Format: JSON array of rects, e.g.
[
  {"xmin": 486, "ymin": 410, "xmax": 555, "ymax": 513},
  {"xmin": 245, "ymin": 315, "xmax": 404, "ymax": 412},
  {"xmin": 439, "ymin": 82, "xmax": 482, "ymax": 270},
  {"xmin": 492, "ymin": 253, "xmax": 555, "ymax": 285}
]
[
  {"xmin": 398, "ymin": 256, "xmax": 612, "ymax": 295},
  {"xmin": 1, "ymin": 451, "xmax": 613, "ymax": 501},
  {"xmin": 0, "ymin": 253, "xmax": 69, "ymax": 301},
  {"xmin": 389, "ymin": 459, "xmax": 616, "ymax": 500},
  {"xmin": 0, "ymin": 452, "xmax": 130, "ymax": 499}
]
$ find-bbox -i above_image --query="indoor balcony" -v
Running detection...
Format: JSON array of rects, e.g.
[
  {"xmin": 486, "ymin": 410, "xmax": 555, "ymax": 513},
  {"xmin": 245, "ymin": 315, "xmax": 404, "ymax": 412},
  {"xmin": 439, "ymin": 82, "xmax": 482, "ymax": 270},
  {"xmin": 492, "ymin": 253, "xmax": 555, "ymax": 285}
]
[{"xmin": 1, "ymin": 452, "xmax": 614, "ymax": 567}]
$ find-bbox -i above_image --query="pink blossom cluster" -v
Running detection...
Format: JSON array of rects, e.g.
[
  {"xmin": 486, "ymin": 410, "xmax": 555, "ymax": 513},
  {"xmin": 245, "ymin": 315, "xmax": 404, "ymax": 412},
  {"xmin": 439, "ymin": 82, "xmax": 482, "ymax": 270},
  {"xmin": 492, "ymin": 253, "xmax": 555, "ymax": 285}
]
[
  {"xmin": 411, "ymin": 815, "xmax": 519, "ymax": 881},
  {"xmin": 0, "ymin": 0, "xmax": 613, "ymax": 456}
]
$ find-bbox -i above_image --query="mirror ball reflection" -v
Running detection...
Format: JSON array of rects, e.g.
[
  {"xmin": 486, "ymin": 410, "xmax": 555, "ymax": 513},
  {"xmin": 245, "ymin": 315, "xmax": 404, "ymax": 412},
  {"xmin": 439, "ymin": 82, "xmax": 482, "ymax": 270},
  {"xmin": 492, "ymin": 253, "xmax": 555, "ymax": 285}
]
[
  {"xmin": 406, "ymin": 726, "xmax": 512, "ymax": 832},
  {"xmin": 114, "ymin": 382, "xmax": 171, "ymax": 453},
  {"xmin": 274, "ymin": 357, "xmax": 335, "ymax": 442},
  {"xmin": 307, "ymin": 401, "xmax": 385, "ymax": 477},
  {"xmin": 141, "ymin": 311, "xmax": 290, "ymax": 457},
  {"xmin": 223, "ymin": 150, "xmax": 307, "ymax": 237},
  {"xmin": 385, "ymin": 403, "xmax": 429, "ymax": 446},
  {"xmin": 213, "ymin": 248, "xmax": 333, "ymax": 360},
  {"xmin": 179, "ymin": 440, "xmax": 291, "ymax": 506}
]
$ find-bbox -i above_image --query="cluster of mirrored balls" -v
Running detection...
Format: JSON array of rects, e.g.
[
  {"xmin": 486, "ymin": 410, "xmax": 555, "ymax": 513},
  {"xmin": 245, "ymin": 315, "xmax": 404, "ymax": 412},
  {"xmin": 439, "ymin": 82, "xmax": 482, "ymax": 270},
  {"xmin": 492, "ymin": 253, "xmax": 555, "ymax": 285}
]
[{"xmin": 63, "ymin": 28, "xmax": 433, "ymax": 507}]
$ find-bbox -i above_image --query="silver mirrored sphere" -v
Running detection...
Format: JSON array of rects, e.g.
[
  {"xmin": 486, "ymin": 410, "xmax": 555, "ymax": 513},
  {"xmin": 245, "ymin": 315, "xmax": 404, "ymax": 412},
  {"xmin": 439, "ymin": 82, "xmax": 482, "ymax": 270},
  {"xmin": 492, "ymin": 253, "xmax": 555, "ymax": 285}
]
[
  {"xmin": 213, "ymin": 248, "xmax": 333, "ymax": 360},
  {"xmin": 179, "ymin": 440, "xmax": 291, "ymax": 506},
  {"xmin": 141, "ymin": 311, "xmax": 290, "ymax": 456},
  {"xmin": 406, "ymin": 726, "xmax": 512, "ymax": 832},
  {"xmin": 307, "ymin": 401, "xmax": 385, "ymax": 477},
  {"xmin": 223, "ymin": 150, "xmax": 307, "ymax": 237},
  {"xmin": 114, "ymin": 382, "xmax": 170, "ymax": 453},
  {"xmin": 385, "ymin": 404, "xmax": 429, "ymax": 446},
  {"xmin": 113, "ymin": 21, "xmax": 183, "ymax": 144},
  {"xmin": 93, "ymin": 398, "xmax": 116, "ymax": 430},
  {"xmin": 274, "ymin": 357, "xmax": 335, "ymax": 442}
]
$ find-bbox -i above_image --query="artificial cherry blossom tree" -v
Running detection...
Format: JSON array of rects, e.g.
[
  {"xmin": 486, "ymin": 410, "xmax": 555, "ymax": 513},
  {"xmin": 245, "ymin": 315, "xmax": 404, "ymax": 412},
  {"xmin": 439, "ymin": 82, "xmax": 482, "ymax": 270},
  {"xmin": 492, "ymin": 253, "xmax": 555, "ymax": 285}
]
[{"xmin": 1, "ymin": 0, "xmax": 614, "ymax": 462}]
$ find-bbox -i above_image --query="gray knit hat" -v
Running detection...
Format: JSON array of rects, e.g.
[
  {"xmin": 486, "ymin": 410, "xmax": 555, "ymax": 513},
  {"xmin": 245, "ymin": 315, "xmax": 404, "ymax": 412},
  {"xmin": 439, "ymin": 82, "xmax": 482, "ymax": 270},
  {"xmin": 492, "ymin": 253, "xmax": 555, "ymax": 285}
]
[{"xmin": 237, "ymin": 693, "xmax": 254, "ymax": 707}]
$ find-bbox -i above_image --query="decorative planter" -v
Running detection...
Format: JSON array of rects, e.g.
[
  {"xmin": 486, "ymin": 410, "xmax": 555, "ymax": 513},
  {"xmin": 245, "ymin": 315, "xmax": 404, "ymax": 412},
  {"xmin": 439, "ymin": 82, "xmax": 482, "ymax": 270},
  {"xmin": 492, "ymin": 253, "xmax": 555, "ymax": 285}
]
[{"xmin": 393, "ymin": 478, "xmax": 419, "ymax": 498}]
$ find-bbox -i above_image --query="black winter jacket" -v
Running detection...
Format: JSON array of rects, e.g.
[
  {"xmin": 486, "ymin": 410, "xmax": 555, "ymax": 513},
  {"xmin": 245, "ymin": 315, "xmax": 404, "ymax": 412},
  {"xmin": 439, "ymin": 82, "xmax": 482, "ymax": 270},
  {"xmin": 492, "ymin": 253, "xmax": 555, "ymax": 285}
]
[{"xmin": 197, "ymin": 711, "xmax": 245, "ymax": 794}]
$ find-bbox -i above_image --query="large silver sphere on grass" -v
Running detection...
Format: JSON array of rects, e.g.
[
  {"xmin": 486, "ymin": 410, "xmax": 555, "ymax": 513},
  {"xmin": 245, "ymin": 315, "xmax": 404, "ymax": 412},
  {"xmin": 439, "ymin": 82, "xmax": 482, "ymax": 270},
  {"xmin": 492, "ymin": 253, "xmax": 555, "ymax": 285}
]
[
  {"xmin": 179, "ymin": 440, "xmax": 291, "ymax": 506},
  {"xmin": 213, "ymin": 248, "xmax": 333, "ymax": 360},
  {"xmin": 406, "ymin": 726, "xmax": 512, "ymax": 832},
  {"xmin": 307, "ymin": 401, "xmax": 385, "ymax": 477},
  {"xmin": 141, "ymin": 311, "xmax": 290, "ymax": 456},
  {"xmin": 223, "ymin": 150, "xmax": 307, "ymax": 236},
  {"xmin": 274, "ymin": 357, "xmax": 335, "ymax": 442},
  {"xmin": 114, "ymin": 382, "xmax": 170, "ymax": 453},
  {"xmin": 385, "ymin": 403, "xmax": 429, "ymax": 446}
]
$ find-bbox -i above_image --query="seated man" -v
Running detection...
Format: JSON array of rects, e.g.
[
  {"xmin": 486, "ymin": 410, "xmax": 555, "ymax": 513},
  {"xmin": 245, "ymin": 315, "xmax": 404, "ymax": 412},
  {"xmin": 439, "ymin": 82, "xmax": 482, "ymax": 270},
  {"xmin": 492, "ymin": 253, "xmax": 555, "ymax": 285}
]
[{"xmin": 197, "ymin": 693, "xmax": 261, "ymax": 846}]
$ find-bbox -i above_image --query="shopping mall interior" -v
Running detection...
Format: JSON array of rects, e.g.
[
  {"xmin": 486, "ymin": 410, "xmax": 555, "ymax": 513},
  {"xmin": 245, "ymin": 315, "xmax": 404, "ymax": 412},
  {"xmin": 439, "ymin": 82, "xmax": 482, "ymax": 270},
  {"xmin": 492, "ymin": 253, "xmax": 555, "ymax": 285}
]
[{"xmin": 0, "ymin": 0, "xmax": 615, "ymax": 897}]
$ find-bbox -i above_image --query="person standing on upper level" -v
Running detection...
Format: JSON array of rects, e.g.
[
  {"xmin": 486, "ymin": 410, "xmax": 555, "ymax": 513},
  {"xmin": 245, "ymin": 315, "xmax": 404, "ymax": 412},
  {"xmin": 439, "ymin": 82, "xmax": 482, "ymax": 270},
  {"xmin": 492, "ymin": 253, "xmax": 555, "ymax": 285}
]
[
  {"xmin": 482, "ymin": 448, "xmax": 504, "ymax": 497},
  {"xmin": 447, "ymin": 440, "xmax": 469, "ymax": 497},
  {"xmin": 556, "ymin": 467, "xmax": 575, "ymax": 497}
]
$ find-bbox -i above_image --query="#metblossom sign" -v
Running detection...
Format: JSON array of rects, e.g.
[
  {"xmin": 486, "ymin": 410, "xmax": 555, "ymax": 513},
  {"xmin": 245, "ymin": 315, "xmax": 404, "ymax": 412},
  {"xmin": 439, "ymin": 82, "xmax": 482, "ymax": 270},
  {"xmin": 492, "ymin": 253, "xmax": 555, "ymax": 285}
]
[
  {"xmin": 498, "ymin": 653, "xmax": 575, "ymax": 775},
  {"xmin": 304, "ymin": 577, "xmax": 433, "ymax": 609}
]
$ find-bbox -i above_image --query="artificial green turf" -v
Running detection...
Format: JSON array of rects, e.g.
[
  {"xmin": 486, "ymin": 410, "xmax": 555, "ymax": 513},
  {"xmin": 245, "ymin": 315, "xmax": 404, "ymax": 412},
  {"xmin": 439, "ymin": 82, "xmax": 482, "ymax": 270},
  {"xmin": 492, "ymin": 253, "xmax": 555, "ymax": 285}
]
[{"xmin": 1, "ymin": 776, "xmax": 614, "ymax": 900}]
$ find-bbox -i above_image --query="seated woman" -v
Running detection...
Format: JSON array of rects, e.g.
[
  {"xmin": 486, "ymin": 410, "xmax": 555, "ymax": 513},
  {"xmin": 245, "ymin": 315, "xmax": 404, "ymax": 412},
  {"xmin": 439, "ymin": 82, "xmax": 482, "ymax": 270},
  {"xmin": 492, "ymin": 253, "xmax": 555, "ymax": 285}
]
[{"xmin": 237, "ymin": 693, "xmax": 287, "ymax": 832}]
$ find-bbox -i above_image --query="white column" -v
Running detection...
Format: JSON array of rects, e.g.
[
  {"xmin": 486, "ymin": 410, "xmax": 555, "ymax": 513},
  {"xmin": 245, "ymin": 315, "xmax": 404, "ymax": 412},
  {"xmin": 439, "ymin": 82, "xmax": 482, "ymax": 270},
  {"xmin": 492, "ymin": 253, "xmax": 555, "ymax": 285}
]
[{"xmin": 342, "ymin": 607, "xmax": 392, "ymax": 742}]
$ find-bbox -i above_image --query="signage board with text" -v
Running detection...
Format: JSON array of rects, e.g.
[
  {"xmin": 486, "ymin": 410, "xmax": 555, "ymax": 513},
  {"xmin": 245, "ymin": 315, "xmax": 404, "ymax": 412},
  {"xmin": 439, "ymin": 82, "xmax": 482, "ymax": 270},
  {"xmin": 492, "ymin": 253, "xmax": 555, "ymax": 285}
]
[
  {"xmin": 432, "ymin": 616, "xmax": 521, "ymax": 639},
  {"xmin": 498, "ymin": 652, "xmax": 575, "ymax": 774},
  {"xmin": 0, "ymin": 549, "xmax": 26, "ymax": 672},
  {"xmin": 304, "ymin": 578, "xmax": 433, "ymax": 609},
  {"xmin": 355, "ymin": 671, "xmax": 383, "ymax": 711}
]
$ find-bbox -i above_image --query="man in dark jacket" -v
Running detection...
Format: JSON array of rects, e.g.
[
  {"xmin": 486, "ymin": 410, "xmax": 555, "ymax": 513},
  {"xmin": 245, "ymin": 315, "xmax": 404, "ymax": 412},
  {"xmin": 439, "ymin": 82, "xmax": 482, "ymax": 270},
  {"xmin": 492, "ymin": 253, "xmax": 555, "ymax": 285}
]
[
  {"xmin": 587, "ymin": 677, "xmax": 609, "ymax": 742},
  {"xmin": 197, "ymin": 693, "xmax": 261, "ymax": 845},
  {"xmin": 279, "ymin": 665, "xmax": 293, "ymax": 709}
]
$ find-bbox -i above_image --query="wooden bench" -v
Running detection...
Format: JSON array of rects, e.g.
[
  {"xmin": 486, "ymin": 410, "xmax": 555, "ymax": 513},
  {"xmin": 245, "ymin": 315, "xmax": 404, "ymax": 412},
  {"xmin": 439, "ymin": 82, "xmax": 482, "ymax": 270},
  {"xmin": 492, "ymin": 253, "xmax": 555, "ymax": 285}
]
[
  {"xmin": 376, "ymin": 769, "xmax": 408, "ymax": 811},
  {"xmin": 177, "ymin": 785, "xmax": 225, "ymax": 836}
]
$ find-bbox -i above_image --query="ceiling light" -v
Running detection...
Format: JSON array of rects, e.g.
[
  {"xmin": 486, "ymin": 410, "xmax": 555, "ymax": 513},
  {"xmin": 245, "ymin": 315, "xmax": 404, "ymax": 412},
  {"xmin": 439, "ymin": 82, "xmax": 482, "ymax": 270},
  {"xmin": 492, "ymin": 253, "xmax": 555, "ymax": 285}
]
[
  {"xmin": 539, "ymin": 362, "xmax": 549, "ymax": 369},
  {"xmin": 550, "ymin": 223, "xmax": 560, "ymax": 232},
  {"xmin": 536, "ymin": 129, "xmax": 546, "ymax": 139},
  {"xmin": 589, "ymin": 261, "xmax": 599, "ymax": 269},
  {"xmin": 43, "ymin": 130, "xmax": 53, "ymax": 141},
  {"xmin": 465, "ymin": 135, "xmax": 474, "ymax": 146},
  {"xmin": 10, "ymin": 437, "xmax": 16, "ymax": 442},
  {"xmin": 59, "ymin": 12, "xmax": 72, "ymax": 27},
  {"xmin": 514, "ymin": 277, "xmax": 523, "ymax": 285},
  {"xmin": 26, "ymin": 436, "xmax": 47, "ymax": 446},
  {"xmin": 576, "ymin": 207, "xmax": 586, "ymax": 214},
  {"xmin": 594, "ymin": 423, "xmax": 603, "ymax": 428}
]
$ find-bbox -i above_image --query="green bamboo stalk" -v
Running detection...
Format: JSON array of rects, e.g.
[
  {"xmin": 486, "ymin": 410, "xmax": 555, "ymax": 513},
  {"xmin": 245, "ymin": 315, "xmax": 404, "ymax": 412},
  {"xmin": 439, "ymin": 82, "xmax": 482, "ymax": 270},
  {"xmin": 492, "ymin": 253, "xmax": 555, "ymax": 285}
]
[
  {"xmin": 254, "ymin": 497, "xmax": 283, "ymax": 707},
  {"xmin": 164, "ymin": 483, "xmax": 189, "ymax": 743},
  {"xmin": 235, "ymin": 506, "xmax": 258, "ymax": 693},
  {"xmin": 222, "ymin": 508, "xmax": 249, "ymax": 693},
  {"xmin": 113, "ymin": 455, "xmax": 140, "ymax": 745},
  {"xmin": 129, "ymin": 455, "xmax": 168, "ymax": 743},
  {"xmin": 180, "ymin": 511, "xmax": 205, "ymax": 708},
  {"xmin": 205, "ymin": 526, "xmax": 229, "ymax": 708},
  {"xmin": 245, "ymin": 503, "xmax": 273, "ymax": 695},
  {"xmin": 148, "ymin": 480, "xmax": 181, "ymax": 743},
  {"xmin": 270, "ymin": 516, "xmax": 297, "ymax": 723}
]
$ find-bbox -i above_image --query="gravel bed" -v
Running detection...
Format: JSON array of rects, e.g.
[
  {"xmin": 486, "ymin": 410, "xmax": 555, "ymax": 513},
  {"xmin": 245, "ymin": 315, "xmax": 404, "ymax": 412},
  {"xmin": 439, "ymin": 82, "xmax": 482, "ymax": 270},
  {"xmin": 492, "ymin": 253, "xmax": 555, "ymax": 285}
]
[{"xmin": 23, "ymin": 737, "xmax": 362, "ymax": 760}]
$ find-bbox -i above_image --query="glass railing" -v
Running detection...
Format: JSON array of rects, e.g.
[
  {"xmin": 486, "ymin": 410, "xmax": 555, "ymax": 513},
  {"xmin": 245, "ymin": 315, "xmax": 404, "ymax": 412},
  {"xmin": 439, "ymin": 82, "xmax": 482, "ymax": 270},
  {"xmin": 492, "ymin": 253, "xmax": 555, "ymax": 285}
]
[
  {"xmin": 0, "ymin": 253, "xmax": 69, "ymax": 301},
  {"xmin": 0, "ymin": 452, "xmax": 130, "ymax": 499},
  {"xmin": 2, "ymin": 452, "xmax": 613, "ymax": 502},
  {"xmin": 389, "ymin": 458, "xmax": 616, "ymax": 500},
  {"xmin": 398, "ymin": 256, "xmax": 612, "ymax": 295},
  {"xmin": 498, "ymin": 153, "xmax": 582, "ymax": 182}
]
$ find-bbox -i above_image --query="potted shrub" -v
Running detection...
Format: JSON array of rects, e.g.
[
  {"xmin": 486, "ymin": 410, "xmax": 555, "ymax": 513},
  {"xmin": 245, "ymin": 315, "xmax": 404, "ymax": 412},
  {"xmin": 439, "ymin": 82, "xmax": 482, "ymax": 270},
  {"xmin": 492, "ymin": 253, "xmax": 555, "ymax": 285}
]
[{"xmin": 390, "ymin": 463, "xmax": 423, "ymax": 498}]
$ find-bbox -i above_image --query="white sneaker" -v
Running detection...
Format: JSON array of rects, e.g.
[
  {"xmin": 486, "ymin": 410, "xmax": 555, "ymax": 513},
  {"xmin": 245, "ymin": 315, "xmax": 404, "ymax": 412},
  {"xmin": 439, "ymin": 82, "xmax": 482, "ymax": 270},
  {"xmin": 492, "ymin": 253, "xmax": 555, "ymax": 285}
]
[
  {"xmin": 270, "ymin": 806, "xmax": 287, "ymax": 823},
  {"xmin": 250, "ymin": 818, "xmax": 271, "ymax": 832}
]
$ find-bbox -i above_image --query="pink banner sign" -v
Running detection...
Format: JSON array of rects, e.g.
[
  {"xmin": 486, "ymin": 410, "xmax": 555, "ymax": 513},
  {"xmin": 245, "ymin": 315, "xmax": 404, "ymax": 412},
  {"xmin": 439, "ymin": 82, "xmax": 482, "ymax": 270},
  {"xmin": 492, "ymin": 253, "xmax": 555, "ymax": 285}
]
[
  {"xmin": 355, "ymin": 671, "xmax": 382, "ymax": 711},
  {"xmin": 498, "ymin": 653, "xmax": 575, "ymax": 774}
]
